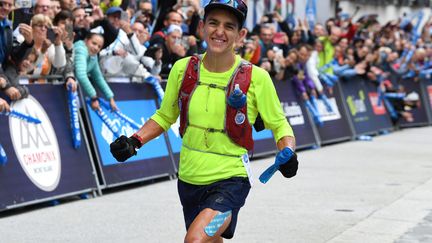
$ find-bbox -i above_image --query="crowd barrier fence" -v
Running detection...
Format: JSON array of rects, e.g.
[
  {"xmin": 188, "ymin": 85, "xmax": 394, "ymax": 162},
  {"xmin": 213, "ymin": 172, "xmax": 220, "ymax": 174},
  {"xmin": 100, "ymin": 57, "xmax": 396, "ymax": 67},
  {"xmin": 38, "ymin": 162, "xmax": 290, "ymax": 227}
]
[
  {"xmin": 1, "ymin": 73, "xmax": 431, "ymax": 211},
  {"xmin": 0, "ymin": 83, "xmax": 100, "ymax": 212},
  {"xmin": 397, "ymin": 77, "xmax": 431, "ymax": 127},
  {"xmin": 338, "ymin": 76, "xmax": 394, "ymax": 137}
]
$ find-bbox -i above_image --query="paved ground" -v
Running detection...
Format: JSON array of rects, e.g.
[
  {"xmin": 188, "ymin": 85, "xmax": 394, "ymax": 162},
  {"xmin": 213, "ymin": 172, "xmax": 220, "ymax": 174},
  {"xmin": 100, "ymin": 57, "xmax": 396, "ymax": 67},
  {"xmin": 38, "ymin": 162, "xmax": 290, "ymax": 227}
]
[
  {"xmin": 0, "ymin": 126, "xmax": 431, "ymax": 243},
  {"xmin": 396, "ymin": 212, "xmax": 432, "ymax": 243}
]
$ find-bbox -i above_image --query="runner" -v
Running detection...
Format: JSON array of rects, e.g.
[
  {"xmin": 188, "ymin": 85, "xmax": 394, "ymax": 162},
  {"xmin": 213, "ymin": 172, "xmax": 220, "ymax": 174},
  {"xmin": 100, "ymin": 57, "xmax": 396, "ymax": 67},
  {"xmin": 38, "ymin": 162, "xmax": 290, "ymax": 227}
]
[{"xmin": 110, "ymin": 0, "xmax": 298, "ymax": 241}]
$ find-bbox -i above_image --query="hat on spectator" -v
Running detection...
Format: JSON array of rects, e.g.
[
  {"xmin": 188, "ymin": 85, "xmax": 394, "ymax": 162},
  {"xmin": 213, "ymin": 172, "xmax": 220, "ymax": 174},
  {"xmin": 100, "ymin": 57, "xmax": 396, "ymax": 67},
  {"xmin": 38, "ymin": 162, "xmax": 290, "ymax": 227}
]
[
  {"xmin": 167, "ymin": 24, "xmax": 183, "ymax": 35},
  {"xmin": 106, "ymin": 6, "xmax": 122, "ymax": 15},
  {"xmin": 204, "ymin": 0, "xmax": 248, "ymax": 27}
]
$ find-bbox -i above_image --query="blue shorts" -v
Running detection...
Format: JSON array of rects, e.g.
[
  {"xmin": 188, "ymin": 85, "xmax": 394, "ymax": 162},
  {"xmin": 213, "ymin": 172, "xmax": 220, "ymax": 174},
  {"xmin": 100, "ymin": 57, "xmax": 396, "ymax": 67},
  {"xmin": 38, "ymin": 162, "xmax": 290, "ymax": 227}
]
[{"xmin": 177, "ymin": 177, "xmax": 251, "ymax": 239}]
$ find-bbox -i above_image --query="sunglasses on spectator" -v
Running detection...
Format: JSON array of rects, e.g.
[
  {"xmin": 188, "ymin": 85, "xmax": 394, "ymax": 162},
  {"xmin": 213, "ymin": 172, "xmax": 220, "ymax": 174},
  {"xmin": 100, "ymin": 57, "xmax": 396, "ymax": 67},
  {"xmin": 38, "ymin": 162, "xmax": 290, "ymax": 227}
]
[{"xmin": 0, "ymin": 1, "xmax": 13, "ymax": 9}]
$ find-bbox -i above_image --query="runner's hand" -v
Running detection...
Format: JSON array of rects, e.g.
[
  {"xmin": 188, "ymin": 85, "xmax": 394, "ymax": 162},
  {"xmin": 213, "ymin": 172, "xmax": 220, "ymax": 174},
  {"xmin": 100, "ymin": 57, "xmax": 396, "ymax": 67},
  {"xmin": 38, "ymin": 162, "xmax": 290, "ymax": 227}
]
[
  {"xmin": 110, "ymin": 135, "xmax": 141, "ymax": 162},
  {"xmin": 278, "ymin": 152, "xmax": 298, "ymax": 178}
]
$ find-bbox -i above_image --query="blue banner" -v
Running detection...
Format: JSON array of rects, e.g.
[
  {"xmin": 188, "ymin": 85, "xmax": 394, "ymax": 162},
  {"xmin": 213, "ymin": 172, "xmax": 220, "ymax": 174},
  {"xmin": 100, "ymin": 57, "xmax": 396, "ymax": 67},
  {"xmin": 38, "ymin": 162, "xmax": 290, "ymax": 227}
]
[
  {"xmin": 273, "ymin": 80, "xmax": 318, "ymax": 148},
  {"xmin": 316, "ymin": 82, "xmax": 353, "ymax": 144},
  {"xmin": 83, "ymin": 83, "xmax": 176, "ymax": 187},
  {"xmin": 0, "ymin": 84, "xmax": 98, "ymax": 211},
  {"xmin": 397, "ymin": 78, "xmax": 430, "ymax": 127},
  {"xmin": 339, "ymin": 76, "xmax": 394, "ymax": 135},
  {"xmin": 87, "ymin": 100, "xmax": 169, "ymax": 166}
]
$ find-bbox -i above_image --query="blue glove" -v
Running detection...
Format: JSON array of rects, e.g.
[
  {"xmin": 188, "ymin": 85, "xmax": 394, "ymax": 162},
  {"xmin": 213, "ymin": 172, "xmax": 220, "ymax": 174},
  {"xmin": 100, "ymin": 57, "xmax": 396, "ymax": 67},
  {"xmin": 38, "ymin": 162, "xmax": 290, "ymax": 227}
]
[{"xmin": 259, "ymin": 147, "xmax": 296, "ymax": 184}]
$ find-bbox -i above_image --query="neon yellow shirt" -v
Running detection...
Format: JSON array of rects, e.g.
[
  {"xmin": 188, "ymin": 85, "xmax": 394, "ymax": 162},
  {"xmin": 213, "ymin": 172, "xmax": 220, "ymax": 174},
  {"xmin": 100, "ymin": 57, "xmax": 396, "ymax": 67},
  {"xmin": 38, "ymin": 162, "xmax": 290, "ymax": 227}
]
[
  {"xmin": 100, "ymin": 0, "xmax": 122, "ymax": 13},
  {"xmin": 318, "ymin": 36, "xmax": 335, "ymax": 75},
  {"xmin": 151, "ymin": 54, "xmax": 294, "ymax": 185}
]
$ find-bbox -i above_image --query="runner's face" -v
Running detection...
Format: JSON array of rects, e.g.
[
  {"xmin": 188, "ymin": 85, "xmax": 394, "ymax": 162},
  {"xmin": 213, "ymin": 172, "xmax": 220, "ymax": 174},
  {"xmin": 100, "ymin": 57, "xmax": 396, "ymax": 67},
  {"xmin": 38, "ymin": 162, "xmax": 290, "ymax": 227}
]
[{"xmin": 202, "ymin": 9, "xmax": 245, "ymax": 56}]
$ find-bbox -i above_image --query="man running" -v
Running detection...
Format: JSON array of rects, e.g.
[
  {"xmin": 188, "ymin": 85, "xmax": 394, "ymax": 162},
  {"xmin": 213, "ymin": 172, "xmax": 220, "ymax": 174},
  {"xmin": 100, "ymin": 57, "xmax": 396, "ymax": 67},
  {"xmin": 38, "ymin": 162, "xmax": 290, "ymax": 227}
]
[{"xmin": 110, "ymin": 0, "xmax": 298, "ymax": 242}]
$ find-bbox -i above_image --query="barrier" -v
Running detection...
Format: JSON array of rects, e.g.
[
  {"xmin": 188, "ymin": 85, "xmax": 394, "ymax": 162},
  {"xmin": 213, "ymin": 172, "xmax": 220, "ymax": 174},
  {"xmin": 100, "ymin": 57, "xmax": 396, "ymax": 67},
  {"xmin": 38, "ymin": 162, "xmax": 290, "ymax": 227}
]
[
  {"xmin": 339, "ymin": 76, "xmax": 394, "ymax": 136},
  {"xmin": 420, "ymin": 78, "xmax": 432, "ymax": 125},
  {"xmin": 0, "ymin": 84, "xmax": 99, "ymax": 211},
  {"xmin": 273, "ymin": 80, "xmax": 319, "ymax": 149},
  {"xmin": 397, "ymin": 78, "xmax": 430, "ymax": 127},
  {"xmin": 313, "ymin": 82, "xmax": 353, "ymax": 144},
  {"xmin": 82, "ymin": 82, "xmax": 177, "ymax": 188}
]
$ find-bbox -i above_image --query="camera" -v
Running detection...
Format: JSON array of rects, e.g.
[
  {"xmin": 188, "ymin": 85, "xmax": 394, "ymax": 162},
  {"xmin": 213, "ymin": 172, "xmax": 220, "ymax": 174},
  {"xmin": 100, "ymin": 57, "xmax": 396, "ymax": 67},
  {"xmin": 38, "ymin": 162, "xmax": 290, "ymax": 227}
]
[{"xmin": 265, "ymin": 13, "xmax": 273, "ymax": 23}]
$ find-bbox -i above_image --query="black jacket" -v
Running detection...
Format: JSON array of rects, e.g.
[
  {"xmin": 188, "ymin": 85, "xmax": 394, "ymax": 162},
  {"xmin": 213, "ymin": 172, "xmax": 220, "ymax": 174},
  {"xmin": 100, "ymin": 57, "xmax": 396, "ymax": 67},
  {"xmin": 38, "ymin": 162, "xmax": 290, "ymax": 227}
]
[{"xmin": 0, "ymin": 20, "xmax": 33, "ymax": 97}]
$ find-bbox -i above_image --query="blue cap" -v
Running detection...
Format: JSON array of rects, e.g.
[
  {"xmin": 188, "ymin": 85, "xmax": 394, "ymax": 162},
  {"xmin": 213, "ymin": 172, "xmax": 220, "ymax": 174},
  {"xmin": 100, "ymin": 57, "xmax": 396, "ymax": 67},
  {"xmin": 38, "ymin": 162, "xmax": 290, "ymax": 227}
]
[{"xmin": 106, "ymin": 6, "xmax": 122, "ymax": 15}]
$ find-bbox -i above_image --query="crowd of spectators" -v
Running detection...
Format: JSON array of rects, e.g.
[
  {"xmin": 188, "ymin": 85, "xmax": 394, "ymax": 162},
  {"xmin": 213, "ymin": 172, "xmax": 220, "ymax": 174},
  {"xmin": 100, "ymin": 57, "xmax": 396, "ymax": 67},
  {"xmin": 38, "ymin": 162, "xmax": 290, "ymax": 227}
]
[{"xmin": 0, "ymin": 0, "xmax": 431, "ymax": 123}]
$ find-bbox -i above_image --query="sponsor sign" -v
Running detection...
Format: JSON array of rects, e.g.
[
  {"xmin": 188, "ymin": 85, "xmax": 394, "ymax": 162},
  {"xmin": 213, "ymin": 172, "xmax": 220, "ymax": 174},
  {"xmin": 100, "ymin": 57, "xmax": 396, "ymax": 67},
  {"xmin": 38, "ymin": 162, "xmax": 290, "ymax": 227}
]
[
  {"xmin": 0, "ymin": 84, "xmax": 97, "ymax": 211},
  {"xmin": 398, "ymin": 78, "xmax": 429, "ymax": 127},
  {"xmin": 10, "ymin": 96, "xmax": 61, "ymax": 192},
  {"xmin": 315, "ymin": 82, "xmax": 353, "ymax": 144},
  {"xmin": 84, "ymin": 83, "xmax": 176, "ymax": 186},
  {"xmin": 339, "ymin": 77, "xmax": 393, "ymax": 136},
  {"xmin": 87, "ymin": 100, "xmax": 169, "ymax": 166},
  {"xmin": 273, "ymin": 80, "xmax": 318, "ymax": 148}
]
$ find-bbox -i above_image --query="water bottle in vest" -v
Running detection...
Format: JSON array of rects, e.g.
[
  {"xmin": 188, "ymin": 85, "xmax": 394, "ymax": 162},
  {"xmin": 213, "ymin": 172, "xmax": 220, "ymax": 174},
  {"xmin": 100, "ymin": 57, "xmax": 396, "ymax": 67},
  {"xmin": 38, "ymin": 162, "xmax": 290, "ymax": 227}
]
[{"xmin": 228, "ymin": 84, "xmax": 246, "ymax": 109}]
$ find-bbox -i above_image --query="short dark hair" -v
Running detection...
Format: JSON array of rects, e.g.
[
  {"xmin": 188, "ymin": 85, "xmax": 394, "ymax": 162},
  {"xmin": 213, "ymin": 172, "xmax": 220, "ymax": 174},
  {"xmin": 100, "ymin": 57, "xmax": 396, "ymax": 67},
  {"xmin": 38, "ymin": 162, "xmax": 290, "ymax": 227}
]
[
  {"xmin": 203, "ymin": 10, "xmax": 242, "ymax": 30},
  {"xmin": 53, "ymin": 10, "xmax": 73, "ymax": 25}
]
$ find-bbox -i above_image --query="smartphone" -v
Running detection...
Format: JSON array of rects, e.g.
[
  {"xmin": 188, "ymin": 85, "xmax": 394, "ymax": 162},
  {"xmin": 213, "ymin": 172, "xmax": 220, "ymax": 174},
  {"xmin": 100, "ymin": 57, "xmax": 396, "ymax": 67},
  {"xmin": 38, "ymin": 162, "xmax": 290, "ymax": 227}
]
[
  {"xmin": 47, "ymin": 28, "xmax": 56, "ymax": 42},
  {"xmin": 65, "ymin": 24, "xmax": 74, "ymax": 40},
  {"xmin": 121, "ymin": 11, "xmax": 129, "ymax": 22},
  {"xmin": 265, "ymin": 13, "xmax": 273, "ymax": 23},
  {"xmin": 84, "ymin": 5, "xmax": 93, "ymax": 16}
]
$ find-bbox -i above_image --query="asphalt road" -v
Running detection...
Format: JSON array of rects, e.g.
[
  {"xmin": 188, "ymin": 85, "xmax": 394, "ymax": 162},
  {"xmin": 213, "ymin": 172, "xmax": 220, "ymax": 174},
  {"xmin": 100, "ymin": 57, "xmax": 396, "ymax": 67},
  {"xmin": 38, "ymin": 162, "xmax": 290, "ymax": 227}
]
[{"xmin": 0, "ymin": 126, "xmax": 431, "ymax": 243}]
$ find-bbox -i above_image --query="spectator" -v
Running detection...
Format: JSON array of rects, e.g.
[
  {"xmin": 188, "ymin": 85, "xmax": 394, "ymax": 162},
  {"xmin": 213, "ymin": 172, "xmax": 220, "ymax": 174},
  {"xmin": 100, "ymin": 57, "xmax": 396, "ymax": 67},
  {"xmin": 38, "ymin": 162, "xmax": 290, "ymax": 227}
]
[
  {"xmin": 100, "ymin": 0, "xmax": 129, "ymax": 14},
  {"xmin": 172, "ymin": 0, "xmax": 201, "ymax": 36},
  {"xmin": 60, "ymin": 0, "xmax": 76, "ymax": 10},
  {"xmin": 73, "ymin": 33, "xmax": 118, "ymax": 111},
  {"xmin": 52, "ymin": 10, "xmax": 78, "ymax": 91},
  {"xmin": 144, "ymin": 43, "xmax": 163, "ymax": 75},
  {"xmin": 35, "ymin": 0, "xmax": 53, "ymax": 17},
  {"xmin": 159, "ymin": 24, "xmax": 186, "ymax": 79},
  {"xmin": 99, "ymin": 18, "xmax": 165, "ymax": 101},
  {"xmin": 26, "ymin": 14, "xmax": 67, "ymax": 83},
  {"xmin": 257, "ymin": 24, "xmax": 275, "ymax": 60},
  {"xmin": 51, "ymin": 0, "xmax": 62, "ymax": 16},
  {"xmin": 135, "ymin": 0, "xmax": 154, "ymax": 33},
  {"xmin": 0, "ymin": 0, "xmax": 33, "ymax": 100},
  {"xmin": 294, "ymin": 44, "xmax": 323, "ymax": 125},
  {"xmin": 149, "ymin": 10, "xmax": 183, "ymax": 46}
]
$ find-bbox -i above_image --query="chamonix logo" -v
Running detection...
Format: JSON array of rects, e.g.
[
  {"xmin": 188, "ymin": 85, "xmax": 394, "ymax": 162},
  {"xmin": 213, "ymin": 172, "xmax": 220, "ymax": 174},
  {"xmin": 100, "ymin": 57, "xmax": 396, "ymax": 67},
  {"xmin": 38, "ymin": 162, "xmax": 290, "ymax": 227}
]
[{"xmin": 9, "ymin": 96, "xmax": 61, "ymax": 192}]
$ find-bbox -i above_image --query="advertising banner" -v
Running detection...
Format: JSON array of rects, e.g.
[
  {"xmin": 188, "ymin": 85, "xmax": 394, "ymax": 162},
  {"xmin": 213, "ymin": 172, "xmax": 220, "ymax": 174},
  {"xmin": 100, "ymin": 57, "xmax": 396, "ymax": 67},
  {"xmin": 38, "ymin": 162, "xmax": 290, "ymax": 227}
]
[
  {"xmin": 424, "ymin": 83, "xmax": 432, "ymax": 124},
  {"xmin": 315, "ymin": 82, "xmax": 353, "ymax": 144},
  {"xmin": 83, "ymin": 83, "xmax": 176, "ymax": 187},
  {"xmin": 397, "ymin": 78, "xmax": 430, "ymax": 127},
  {"xmin": 0, "ymin": 84, "xmax": 98, "ymax": 211},
  {"xmin": 340, "ymin": 77, "xmax": 393, "ymax": 135},
  {"xmin": 273, "ymin": 80, "xmax": 318, "ymax": 148}
]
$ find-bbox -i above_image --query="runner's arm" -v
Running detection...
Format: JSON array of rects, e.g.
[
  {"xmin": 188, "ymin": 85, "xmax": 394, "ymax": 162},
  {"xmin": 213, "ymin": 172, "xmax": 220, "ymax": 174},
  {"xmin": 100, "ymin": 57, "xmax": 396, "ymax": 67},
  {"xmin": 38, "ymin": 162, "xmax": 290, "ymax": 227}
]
[{"xmin": 133, "ymin": 119, "xmax": 165, "ymax": 146}]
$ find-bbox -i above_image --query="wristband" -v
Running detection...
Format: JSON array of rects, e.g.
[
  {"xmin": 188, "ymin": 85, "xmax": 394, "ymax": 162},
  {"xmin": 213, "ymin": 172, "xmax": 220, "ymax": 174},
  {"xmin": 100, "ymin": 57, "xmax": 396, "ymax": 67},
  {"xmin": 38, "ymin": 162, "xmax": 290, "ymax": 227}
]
[{"xmin": 131, "ymin": 133, "xmax": 144, "ymax": 148}]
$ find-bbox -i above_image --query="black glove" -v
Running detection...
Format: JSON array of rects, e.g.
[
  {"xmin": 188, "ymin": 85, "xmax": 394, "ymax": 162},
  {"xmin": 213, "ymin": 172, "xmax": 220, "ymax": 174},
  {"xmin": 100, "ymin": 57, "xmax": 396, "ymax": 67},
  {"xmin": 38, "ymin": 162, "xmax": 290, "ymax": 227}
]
[
  {"xmin": 110, "ymin": 135, "xmax": 141, "ymax": 162},
  {"xmin": 278, "ymin": 152, "xmax": 298, "ymax": 178}
]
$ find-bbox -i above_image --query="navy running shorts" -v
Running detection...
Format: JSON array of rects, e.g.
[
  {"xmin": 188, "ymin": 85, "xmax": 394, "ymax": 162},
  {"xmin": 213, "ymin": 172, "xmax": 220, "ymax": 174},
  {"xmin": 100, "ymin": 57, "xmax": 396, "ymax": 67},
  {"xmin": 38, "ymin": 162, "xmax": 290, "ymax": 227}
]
[{"xmin": 177, "ymin": 177, "xmax": 251, "ymax": 239}]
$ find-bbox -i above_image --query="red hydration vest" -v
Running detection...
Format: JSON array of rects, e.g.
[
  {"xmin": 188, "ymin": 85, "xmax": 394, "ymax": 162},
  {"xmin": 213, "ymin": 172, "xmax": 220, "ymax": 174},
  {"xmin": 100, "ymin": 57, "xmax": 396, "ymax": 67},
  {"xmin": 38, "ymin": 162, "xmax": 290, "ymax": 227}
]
[{"xmin": 178, "ymin": 55, "xmax": 254, "ymax": 151}]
